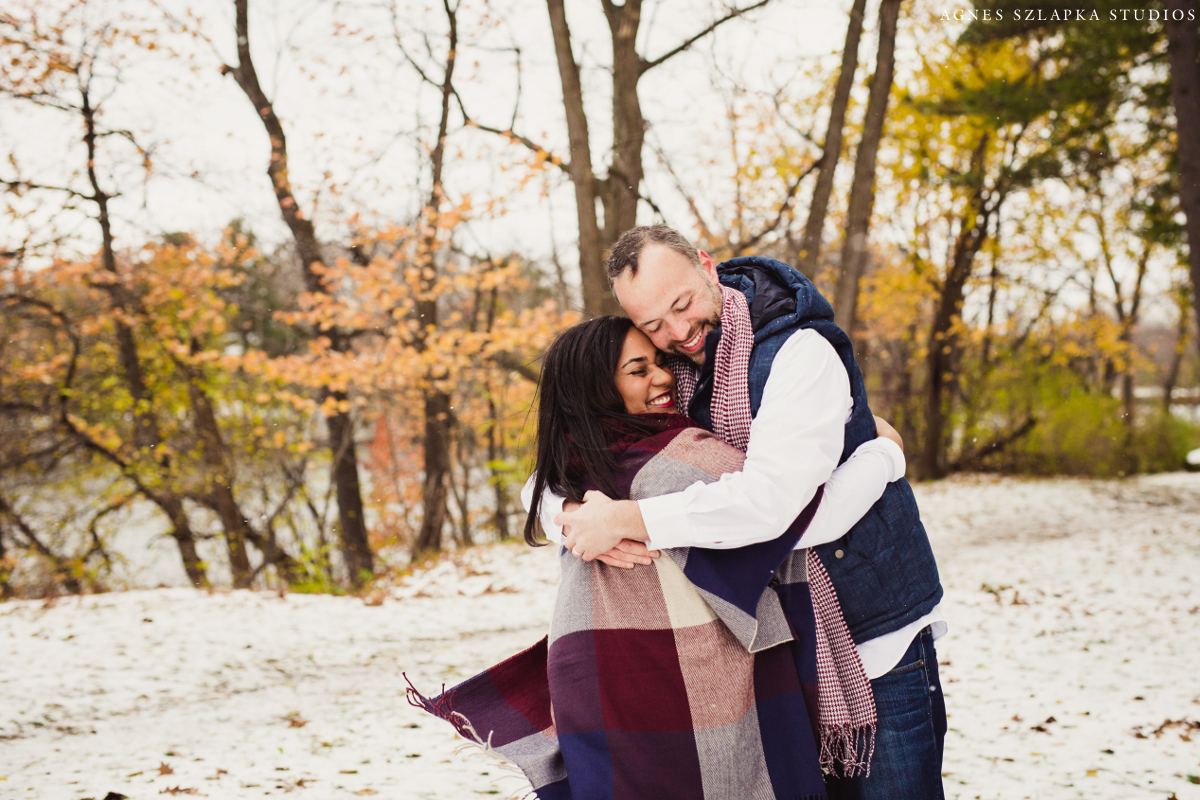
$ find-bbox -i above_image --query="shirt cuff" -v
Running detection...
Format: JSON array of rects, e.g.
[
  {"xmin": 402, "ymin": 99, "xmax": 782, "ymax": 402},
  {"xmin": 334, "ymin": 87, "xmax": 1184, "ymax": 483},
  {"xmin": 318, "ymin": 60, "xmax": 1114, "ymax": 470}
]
[
  {"xmin": 540, "ymin": 491, "xmax": 566, "ymax": 543},
  {"xmin": 520, "ymin": 474, "xmax": 566, "ymax": 544},
  {"xmin": 875, "ymin": 437, "xmax": 906, "ymax": 481},
  {"xmin": 636, "ymin": 488, "xmax": 697, "ymax": 550}
]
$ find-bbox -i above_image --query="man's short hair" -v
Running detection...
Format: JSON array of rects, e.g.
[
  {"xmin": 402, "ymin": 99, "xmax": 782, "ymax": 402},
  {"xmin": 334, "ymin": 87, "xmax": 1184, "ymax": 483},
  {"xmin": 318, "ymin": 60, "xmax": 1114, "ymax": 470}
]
[{"xmin": 606, "ymin": 225, "xmax": 699, "ymax": 284}]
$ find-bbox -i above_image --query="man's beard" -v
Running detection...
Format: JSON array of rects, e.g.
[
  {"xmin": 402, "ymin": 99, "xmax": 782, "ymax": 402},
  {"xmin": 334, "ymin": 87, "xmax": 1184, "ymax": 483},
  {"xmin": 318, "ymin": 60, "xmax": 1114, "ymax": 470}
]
[{"xmin": 672, "ymin": 282, "xmax": 723, "ymax": 365}]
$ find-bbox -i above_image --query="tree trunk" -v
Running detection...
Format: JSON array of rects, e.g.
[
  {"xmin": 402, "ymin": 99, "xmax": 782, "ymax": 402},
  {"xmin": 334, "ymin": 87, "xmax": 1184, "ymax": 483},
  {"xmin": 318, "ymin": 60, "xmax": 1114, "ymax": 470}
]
[
  {"xmin": 413, "ymin": 390, "xmax": 452, "ymax": 555},
  {"xmin": 184, "ymin": 343, "xmax": 303, "ymax": 586},
  {"xmin": 226, "ymin": 0, "xmax": 372, "ymax": 587},
  {"xmin": 162, "ymin": 497, "xmax": 210, "ymax": 588},
  {"xmin": 981, "ymin": 245, "xmax": 1001, "ymax": 369},
  {"xmin": 0, "ymin": 523, "xmax": 10, "ymax": 599},
  {"xmin": 600, "ymin": 0, "xmax": 646, "ymax": 284},
  {"xmin": 919, "ymin": 137, "xmax": 991, "ymax": 479},
  {"xmin": 895, "ymin": 331, "xmax": 919, "ymax": 454},
  {"xmin": 411, "ymin": 0, "xmax": 460, "ymax": 558},
  {"xmin": 79, "ymin": 80, "xmax": 210, "ymax": 588},
  {"xmin": 185, "ymin": 372, "xmax": 254, "ymax": 587},
  {"xmin": 482, "ymin": 288, "xmax": 512, "ymax": 541},
  {"xmin": 447, "ymin": 422, "xmax": 474, "ymax": 547},
  {"xmin": 545, "ymin": 1, "xmax": 772, "ymax": 313},
  {"xmin": 1165, "ymin": 1, "xmax": 1200, "ymax": 344},
  {"xmin": 324, "ymin": 406, "xmax": 373, "ymax": 580},
  {"xmin": 798, "ymin": 0, "xmax": 867, "ymax": 277},
  {"xmin": 833, "ymin": 0, "xmax": 903, "ymax": 340},
  {"xmin": 1119, "ymin": 251, "xmax": 1149, "ymax": 471},
  {"xmin": 1163, "ymin": 293, "xmax": 1192, "ymax": 413},
  {"xmin": 487, "ymin": 393, "xmax": 511, "ymax": 540},
  {"xmin": 546, "ymin": 0, "xmax": 611, "ymax": 317}
]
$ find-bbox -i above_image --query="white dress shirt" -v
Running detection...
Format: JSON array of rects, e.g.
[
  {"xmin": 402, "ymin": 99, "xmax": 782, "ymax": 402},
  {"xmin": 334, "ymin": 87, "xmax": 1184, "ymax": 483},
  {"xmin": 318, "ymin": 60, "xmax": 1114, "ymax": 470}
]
[
  {"xmin": 524, "ymin": 436, "xmax": 906, "ymax": 551},
  {"xmin": 523, "ymin": 329, "xmax": 945, "ymax": 679}
]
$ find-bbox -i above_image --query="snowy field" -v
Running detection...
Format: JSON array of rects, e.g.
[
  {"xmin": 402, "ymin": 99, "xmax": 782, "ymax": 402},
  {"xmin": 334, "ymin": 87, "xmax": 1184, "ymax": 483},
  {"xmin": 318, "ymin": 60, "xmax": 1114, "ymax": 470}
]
[{"xmin": 3, "ymin": 473, "xmax": 1200, "ymax": 800}]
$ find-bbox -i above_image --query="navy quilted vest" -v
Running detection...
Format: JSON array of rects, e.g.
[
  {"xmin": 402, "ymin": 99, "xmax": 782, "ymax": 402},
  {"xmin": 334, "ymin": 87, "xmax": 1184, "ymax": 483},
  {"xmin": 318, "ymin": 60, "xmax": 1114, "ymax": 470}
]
[{"xmin": 689, "ymin": 256, "xmax": 943, "ymax": 644}]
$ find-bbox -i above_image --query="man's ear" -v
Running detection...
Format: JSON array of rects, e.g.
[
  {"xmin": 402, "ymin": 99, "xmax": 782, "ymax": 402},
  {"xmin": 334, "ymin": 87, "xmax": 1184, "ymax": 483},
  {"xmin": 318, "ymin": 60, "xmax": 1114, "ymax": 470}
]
[
  {"xmin": 610, "ymin": 274, "xmax": 626, "ymax": 309},
  {"xmin": 697, "ymin": 250, "xmax": 719, "ymax": 284}
]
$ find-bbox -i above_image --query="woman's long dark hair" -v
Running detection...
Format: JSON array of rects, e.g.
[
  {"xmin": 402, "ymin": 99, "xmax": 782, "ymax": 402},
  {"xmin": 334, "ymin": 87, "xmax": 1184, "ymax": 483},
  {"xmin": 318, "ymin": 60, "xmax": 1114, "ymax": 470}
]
[{"xmin": 523, "ymin": 316, "xmax": 667, "ymax": 545}]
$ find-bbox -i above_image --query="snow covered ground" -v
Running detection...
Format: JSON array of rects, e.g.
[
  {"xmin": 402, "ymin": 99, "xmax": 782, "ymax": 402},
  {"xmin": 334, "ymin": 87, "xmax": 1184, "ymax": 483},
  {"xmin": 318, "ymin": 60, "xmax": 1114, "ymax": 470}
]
[{"xmin": 2, "ymin": 473, "xmax": 1199, "ymax": 800}]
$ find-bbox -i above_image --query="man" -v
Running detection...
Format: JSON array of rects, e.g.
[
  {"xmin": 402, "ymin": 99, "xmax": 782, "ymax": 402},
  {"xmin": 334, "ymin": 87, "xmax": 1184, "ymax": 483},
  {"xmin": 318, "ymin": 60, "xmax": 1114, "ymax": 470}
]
[{"xmin": 542, "ymin": 225, "xmax": 946, "ymax": 799}]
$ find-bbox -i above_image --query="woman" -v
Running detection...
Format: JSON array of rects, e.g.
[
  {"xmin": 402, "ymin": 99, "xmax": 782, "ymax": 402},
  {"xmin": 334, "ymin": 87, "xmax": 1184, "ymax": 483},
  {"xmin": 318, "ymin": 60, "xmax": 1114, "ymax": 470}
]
[{"xmin": 409, "ymin": 317, "xmax": 905, "ymax": 800}]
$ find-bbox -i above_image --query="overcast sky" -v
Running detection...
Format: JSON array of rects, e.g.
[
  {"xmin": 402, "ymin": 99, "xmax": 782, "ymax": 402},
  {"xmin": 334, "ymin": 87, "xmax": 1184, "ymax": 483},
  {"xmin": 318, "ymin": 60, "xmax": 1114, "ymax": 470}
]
[{"xmin": 2, "ymin": 0, "xmax": 883, "ymax": 275}]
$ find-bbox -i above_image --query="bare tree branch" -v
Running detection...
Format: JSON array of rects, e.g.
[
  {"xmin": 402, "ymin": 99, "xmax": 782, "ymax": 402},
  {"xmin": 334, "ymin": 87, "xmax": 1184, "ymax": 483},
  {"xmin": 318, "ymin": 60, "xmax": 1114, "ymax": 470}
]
[
  {"xmin": 0, "ymin": 493, "xmax": 83, "ymax": 592},
  {"xmin": 647, "ymin": 136, "xmax": 717, "ymax": 241},
  {"xmin": 1, "ymin": 177, "xmax": 96, "ymax": 202},
  {"xmin": 389, "ymin": 4, "xmax": 440, "ymax": 87},
  {"xmin": 949, "ymin": 416, "xmax": 1037, "ymax": 471},
  {"xmin": 733, "ymin": 158, "xmax": 820, "ymax": 256},
  {"xmin": 489, "ymin": 350, "xmax": 540, "ymax": 383},
  {"xmin": 452, "ymin": 89, "xmax": 571, "ymax": 176},
  {"xmin": 640, "ymin": 0, "xmax": 774, "ymax": 74},
  {"xmin": 84, "ymin": 493, "xmax": 132, "ymax": 569}
]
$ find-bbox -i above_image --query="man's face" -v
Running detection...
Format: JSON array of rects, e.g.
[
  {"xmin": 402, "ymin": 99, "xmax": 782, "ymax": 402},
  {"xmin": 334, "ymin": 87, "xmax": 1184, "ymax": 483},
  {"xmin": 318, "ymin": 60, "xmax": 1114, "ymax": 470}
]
[{"xmin": 613, "ymin": 244, "xmax": 723, "ymax": 365}]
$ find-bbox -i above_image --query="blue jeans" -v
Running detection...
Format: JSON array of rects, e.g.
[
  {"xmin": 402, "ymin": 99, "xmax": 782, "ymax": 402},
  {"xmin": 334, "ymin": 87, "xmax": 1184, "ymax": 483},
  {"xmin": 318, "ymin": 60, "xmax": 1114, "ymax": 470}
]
[{"xmin": 825, "ymin": 627, "xmax": 946, "ymax": 800}]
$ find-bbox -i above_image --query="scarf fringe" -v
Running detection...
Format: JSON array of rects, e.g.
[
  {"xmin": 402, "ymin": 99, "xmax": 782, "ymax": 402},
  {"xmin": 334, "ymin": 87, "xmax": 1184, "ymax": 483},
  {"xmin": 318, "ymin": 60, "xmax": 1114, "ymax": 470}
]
[
  {"xmin": 404, "ymin": 673, "xmax": 477, "ymax": 742},
  {"xmin": 405, "ymin": 673, "xmax": 535, "ymax": 799},
  {"xmin": 452, "ymin": 739, "xmax": 535, "ymax": 800},
  {"xmin": 819, "ymin": 722, "xmax": 876, "ymax": 779},
  {"xmin": 671, "ymin": 283, "xmax": 879, "ymax": 780}
]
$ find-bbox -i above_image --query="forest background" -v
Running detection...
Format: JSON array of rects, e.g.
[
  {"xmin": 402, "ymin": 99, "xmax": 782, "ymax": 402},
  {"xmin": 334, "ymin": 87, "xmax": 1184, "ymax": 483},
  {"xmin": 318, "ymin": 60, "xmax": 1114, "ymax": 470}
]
[{"xmin": 2, "ymin": 0, "xmax": 1200, "ymax": 595}]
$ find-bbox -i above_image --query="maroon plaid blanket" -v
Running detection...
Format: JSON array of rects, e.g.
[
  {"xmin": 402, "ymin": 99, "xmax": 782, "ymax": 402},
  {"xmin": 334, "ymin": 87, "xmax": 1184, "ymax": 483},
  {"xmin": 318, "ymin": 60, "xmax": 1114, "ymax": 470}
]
[{"xmin": 408, "ymin": 424, "xmax": 832, "ymax": 799}]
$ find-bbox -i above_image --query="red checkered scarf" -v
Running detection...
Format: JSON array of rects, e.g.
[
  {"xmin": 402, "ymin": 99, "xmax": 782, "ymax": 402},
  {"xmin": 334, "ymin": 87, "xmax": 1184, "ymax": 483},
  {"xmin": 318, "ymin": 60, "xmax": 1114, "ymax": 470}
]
[{"xmin": 671, "ymin": 284, "xmax": 877, "ymax": 777}]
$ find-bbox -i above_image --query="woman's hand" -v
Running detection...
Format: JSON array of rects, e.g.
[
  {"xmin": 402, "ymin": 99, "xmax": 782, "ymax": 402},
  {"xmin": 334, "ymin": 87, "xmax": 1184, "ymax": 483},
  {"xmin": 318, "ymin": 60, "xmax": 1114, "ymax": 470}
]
[
  {"xmin": 562, "ymin": 500, "xmax": 657, "ymax": 568},
  {"xmin": 873, "ymin": 415, "xmax": 904, "ymax": 452},
  {"xmin": 597, "ymin": 540, "xmax": 659, "ymax": 569},
  {"xmin": 557, "ymin": 490, "xmax": 649, "ymax": 561}
]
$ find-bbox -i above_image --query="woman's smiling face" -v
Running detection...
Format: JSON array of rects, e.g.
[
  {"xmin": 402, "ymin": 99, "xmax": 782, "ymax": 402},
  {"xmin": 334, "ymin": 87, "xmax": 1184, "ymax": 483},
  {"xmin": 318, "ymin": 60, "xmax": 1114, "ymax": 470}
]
[{"xmin": 614, "ymin": 327, "xmax": 678, "ymax": 414}]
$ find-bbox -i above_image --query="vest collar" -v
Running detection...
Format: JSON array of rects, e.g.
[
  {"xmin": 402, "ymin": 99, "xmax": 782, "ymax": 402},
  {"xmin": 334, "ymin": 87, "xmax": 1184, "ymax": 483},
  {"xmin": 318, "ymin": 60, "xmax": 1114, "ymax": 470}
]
[{"xmin": 715, "ymin": 256, "xmax": 835, "ymax": 343}]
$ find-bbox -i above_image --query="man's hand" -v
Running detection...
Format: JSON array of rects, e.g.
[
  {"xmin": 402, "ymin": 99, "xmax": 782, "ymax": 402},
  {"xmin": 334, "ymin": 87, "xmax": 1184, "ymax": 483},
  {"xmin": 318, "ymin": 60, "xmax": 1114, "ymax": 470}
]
[
  {"xmin": 873, "ymin": 415, "xmax": 904, "ymax": 452},
  {"xmin": 597, "ymin": 539, "xmax": 660, "ymax": 569},
  {"xmin": 561, "ymin": 500, "xmax": 581, "ymax": 533},
  {"xmin": 569, "ymin": 498, "xmax": 658, "ymax": 567},
  {"xmin": 555, "ymin": 490, "xmax": 649, "ymax": 561}
]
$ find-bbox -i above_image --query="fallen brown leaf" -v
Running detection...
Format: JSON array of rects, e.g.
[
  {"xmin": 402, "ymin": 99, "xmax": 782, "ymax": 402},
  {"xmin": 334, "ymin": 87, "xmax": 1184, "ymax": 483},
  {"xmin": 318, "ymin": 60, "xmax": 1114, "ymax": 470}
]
[
  {"xmin": 157, "ymin": 762, "xmax": 174, "ymax": 776},
  {"xmin": 158, "ymin": 788, "xmax": 200, "ymax": 796},
  {"xmin": 354, "ymin": 790, "xmax": 377, "ymax": 796},
  {"xmin": 1151, "ymin": 718, "xmax": 1200, "ymax": 738}
]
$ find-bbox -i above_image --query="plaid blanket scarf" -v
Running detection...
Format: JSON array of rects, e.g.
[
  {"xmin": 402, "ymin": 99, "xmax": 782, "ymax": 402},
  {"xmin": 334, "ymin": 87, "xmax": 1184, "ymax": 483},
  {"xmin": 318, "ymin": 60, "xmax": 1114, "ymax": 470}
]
[{"xmin": 408, "ymin": 423, "xmax": 833, "ymax": 800}]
